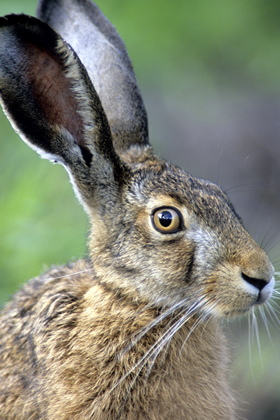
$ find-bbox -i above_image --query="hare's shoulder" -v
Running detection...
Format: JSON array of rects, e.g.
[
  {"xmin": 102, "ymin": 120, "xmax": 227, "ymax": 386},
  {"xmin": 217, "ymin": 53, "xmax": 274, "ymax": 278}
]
[{"xmin": 0, "ymin": 259, "xmax": 93, "ymax": 327}]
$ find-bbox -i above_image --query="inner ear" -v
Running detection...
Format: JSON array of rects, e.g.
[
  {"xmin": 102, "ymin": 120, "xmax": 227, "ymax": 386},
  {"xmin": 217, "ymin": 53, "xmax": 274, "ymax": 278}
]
[
  {"xmin": 25, "ymin": 43, "xmax": 89, "ymax": 155},
  {"xmin": 0, "ymin": 16, "xmax": 97, "ymax": 165}
]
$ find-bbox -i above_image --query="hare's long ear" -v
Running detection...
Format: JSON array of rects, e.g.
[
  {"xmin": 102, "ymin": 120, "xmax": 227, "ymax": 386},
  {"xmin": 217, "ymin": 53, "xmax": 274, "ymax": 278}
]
[
  {"xmin": 37, "ymin": 0, "xmax": 150, "ymax": 155},
  {"xmin": 0, "ymin": 15, "xmax": 125, "ymax": 212}
]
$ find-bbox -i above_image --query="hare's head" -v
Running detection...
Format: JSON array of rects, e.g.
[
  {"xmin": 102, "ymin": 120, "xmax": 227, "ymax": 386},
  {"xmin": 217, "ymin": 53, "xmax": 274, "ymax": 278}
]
[
  {"xmin": 0, "ymin": 0, "xmax": 274, "ymax": 318},
  {"xmin": 91, "ymin": 159, "xmax": 274, "ymax": 317}
]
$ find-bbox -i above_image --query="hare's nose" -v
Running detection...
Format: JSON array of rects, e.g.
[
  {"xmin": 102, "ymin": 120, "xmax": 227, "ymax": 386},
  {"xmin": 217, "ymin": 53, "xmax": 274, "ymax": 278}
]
[
  {"xmin": 242, "ymin": 272, "xmax": 275, "ymax": 303},
  {"xmin": 241, "ymin": 272, "xmax": 268, "ymax": 291}
]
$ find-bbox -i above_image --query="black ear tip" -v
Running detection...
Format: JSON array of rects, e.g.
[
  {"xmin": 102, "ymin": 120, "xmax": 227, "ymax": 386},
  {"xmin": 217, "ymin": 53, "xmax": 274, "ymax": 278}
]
[
  {"xmin": 0, "ymin": 14, "xmax": 59, "ymax": 53},
  {"xmin": 0, "ymin": 14, "xmax": 36, "ymax": 27}
]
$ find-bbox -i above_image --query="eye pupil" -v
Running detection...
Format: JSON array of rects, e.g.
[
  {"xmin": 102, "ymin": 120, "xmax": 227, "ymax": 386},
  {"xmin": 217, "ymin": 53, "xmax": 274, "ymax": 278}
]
[{"xmin": 158, "ymin": 211, "xmax": 173, "ymax": 227}]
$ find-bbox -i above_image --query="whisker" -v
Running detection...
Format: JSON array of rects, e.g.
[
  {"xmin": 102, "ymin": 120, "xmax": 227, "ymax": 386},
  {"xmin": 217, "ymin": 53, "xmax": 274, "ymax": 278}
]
[
  {"xmin": 134, "ymin": 298, "xmax": 210, "ymax": 389},
  {"xmin": 111, "ymin": 306, "xmax": 201, "ymax": 413},
  {"xmin": 252, "ymin": 308, "xmax": 262, "ymax": 364},
  {"xmin": 180, "ymin": 310, "xmax": 208, "ymax": 355},
  {"xmin": 135, "ymin": 303, "xmax": 200, "ymax": 370},
  {"xmin": 267, "ymin": 299, "xmax": 280, "ymax": 315},
  {"xmin": 122, "ymin": 298, "xmax": 191, "ymax": 355},
  {"xmin": 50, "ymin": 268, "xmax": 93, "ymax": 281},
  {"xmin": 259, "ymin": 306, "xmax": 272, "ymax": 342},
  {"xmin": 122, "ymin": 288, "xmax": 208, "ymax": 356},
  {"xmin": 110, "ymin": 296, "xmax": 206, "ymax": 398},
  {"xmin": 134, "ymin": 296, "xmax": 210, "ymax": 382},
  {"xmin": 264, "ymin": 301, "xmax": 280, "ymax": 330},
  {"xmin": 247, "ymin": 312, "xmax": 257, "ymax": 381},
  {"xmin": 143, "ymin": 312, "xmax": 190, "ymax": 378},
  {"xmin": 272, "ymin": 290, "xmax": 280, "ymax": 298},
  {"xmin": 259, "ymin": 224, "xmax": 280, "ymax": 253},
  {"xmin": 248, "ymin": 312, "xmax": 251, "ymax": 348}
]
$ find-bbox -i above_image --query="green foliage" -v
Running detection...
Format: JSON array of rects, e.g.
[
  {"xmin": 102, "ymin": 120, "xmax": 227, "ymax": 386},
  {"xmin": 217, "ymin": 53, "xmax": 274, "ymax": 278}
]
[{"xmin": 0, "ymin": 112, "xmax": 88, "ymax": 304}]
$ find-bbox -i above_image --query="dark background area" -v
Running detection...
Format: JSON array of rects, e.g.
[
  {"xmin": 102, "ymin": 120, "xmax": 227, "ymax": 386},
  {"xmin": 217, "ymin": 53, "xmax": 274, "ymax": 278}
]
[{"xmin": 0, "ymin": 1, "xmax": 280, "ymax": 418}]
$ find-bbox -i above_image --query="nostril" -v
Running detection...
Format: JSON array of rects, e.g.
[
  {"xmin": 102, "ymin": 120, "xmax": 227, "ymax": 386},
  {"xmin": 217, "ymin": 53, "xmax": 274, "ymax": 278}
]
[{"xmin": 241, "ymin": 272, "xmax": 268, "ymax": 291}]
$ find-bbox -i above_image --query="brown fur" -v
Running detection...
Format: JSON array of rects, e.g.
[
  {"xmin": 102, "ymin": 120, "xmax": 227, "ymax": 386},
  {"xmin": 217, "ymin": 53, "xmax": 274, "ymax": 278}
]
[
  {"xmin": 0, "ymin": 1, "xmax": 275, "ymax": 419},
  {"xmin": 0, "ymin": 261, "xmax": 235, "ymax": 419}
]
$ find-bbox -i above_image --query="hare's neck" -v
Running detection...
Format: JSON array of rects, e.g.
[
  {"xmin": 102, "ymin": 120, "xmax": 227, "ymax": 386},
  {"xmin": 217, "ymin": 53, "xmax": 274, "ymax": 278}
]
[{"xmin": 82, "ymin": 285, "xmax": 236, "ymax": 419}]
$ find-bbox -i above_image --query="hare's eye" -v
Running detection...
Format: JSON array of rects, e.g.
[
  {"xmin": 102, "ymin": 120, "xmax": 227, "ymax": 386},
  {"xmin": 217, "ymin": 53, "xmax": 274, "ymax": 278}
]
[{"xmin": 152, "ymin": 207, "xmax": 182, "ymax": 234}]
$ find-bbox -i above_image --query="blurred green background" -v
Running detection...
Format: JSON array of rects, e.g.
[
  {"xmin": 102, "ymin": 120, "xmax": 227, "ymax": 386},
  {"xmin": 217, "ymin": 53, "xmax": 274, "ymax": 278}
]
[{"xmin": 0, "ymin": 0, "xmax": 280, "ymax": 418}]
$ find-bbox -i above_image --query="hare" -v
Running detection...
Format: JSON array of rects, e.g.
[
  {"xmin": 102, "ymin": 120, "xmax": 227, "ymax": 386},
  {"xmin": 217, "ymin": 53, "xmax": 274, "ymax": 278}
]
[{"xmin": 0, "ymin": 0, "xmax": 275, "ymax": 419}]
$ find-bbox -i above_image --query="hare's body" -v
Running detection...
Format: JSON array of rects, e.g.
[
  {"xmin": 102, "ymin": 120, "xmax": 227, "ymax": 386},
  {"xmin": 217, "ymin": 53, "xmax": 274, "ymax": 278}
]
[
  {"xmin": 0, "ymin": 0, "xmax": 275, "ymax": 419},
  {"xmin": 0, "ymin": 260, "xmax": 234, "ymax": 420}
]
